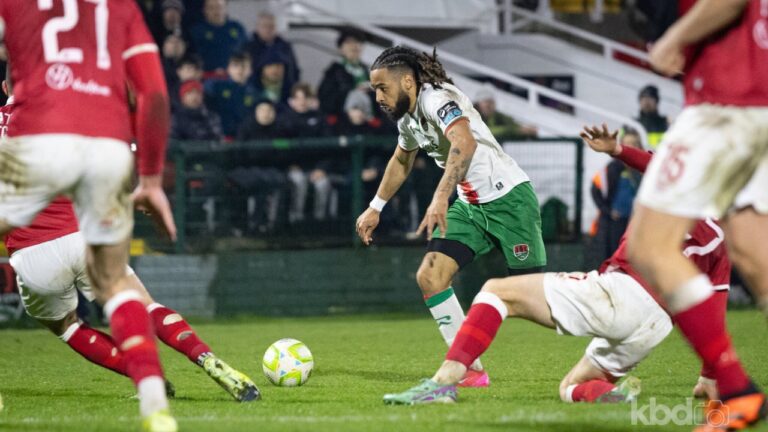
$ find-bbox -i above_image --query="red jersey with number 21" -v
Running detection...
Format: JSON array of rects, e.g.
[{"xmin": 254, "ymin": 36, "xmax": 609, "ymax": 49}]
[{"xmin": 0, "ymin": 0, "xmax": 157, "ymax": 142}]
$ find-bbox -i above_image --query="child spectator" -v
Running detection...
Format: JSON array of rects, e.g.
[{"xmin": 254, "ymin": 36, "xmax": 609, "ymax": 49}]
[
  {"xmin": 171, "ymin": 55, "xmax": 204, "ymax": 110},
  {"xmin": 278, "ymin": 83, "xmax": 328, "ymax": 138},
  {"xmin": 247, "ymin": 11, "xmax": 300, "ymax": 90},
  {"xmin": 205, "ymin": 52, "xmax": 258, "ymax": 139},
  {"xmin": 189, "ymin": 0, "xmax": 248, "ymax": 76},
  {"xmin": 237, "ymin": 100, "xmax": 282, "ymax": 141},
  {"xmin": 171, "ymin": 80, "xmax": 222, "ymax": 141},
  {"xmin": 318, "ymin": 29, "xmax": 372, "ymax": 118},
  {"xmin": 334, "ymin": 89, "xmax": 382, "ymax": 136}
]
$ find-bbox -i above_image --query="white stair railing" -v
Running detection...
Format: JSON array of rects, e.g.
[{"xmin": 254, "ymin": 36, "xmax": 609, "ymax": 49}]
[
  {"xmin": 501, "ymin": 1, "xmax": 649, "ymax": 63},
  {"xmin": 284, "ymin": 0, "xmax": 650, "ymax": 145}
]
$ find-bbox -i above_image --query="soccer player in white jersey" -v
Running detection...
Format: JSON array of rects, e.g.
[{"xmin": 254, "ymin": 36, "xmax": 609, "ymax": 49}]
[{"xmin": 356, "ymin": 46, "xmax": 546, "ymax": 387}]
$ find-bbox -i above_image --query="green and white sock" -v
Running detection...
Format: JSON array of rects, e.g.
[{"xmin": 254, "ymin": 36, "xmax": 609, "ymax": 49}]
[{"xmin": 425, "ymin": 287, "xmax": 483, "ymax": 371}]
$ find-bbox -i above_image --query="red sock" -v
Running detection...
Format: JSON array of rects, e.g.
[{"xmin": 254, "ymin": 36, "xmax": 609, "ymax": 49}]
[
  {"xmin": 107, "ymin": 296, "xmax": 164, "ymax": 386},
  {"xmin": 674, "ymin": 293, "xmax": 750, "ymax": 398},
  {"xmin": 148, "ymin": 304, "xmax": 211, "ymax": 365},
  {"xmin": 699, "ymin": 291, "xmax": 729, "ymax": 379},
  {"xmin": 570, "ymin": 380, "xmax": 617, "ymax": 402},
  {"xmin": 446, "ymin": 301, "xmax": 504, "ymax": 368},
  {"xmin": 61, "ymin": 322, "xmax": 127, "ymax": 376}
]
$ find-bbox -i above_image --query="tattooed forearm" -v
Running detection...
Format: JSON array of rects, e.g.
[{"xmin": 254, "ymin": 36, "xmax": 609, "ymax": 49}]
[{"xmin": 434, "ymin": 123, "xmax": 477, "ymax": 200}]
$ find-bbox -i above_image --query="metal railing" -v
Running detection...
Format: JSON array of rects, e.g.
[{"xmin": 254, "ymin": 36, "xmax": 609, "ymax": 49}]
[
  {"xmin": 283, "ymin": 0, "xmax": 651, "ymax": 146},
  {"xmin": 499, "ymin": 1, "xmax": 650, "ymax": 63}
]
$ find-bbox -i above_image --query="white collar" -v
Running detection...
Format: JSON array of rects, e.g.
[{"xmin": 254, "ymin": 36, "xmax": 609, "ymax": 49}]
[{"xmin": 5, "ymin": 96, "xmax": 13, "ymax": 106}]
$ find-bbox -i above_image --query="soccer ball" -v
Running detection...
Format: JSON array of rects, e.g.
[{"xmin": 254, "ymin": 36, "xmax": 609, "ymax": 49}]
[{"xmin": 262, "ymin": 338, "xmax": 314, "ymax": 387}]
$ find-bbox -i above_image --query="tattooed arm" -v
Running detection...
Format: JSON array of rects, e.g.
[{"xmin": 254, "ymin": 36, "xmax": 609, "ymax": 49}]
[{"xmin": 416, "ymin": 118, "xmax": 478, "ymax": 240}]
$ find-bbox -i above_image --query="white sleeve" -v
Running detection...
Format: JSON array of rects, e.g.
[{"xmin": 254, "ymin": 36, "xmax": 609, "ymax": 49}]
[
  {"xmin": 423, "ymin": 89, "xmax": 467, "ymax": 134},
  {"xmin": 397, "ymin": 120, "xmax": 420, "ymax": 151}
]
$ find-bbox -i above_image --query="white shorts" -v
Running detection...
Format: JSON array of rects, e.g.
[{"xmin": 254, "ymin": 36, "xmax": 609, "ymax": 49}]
[
  {"xmin": 9, "ymin": 232, "xmax": 134, "ymax": 321},
  {"xmin": 637, "ymin": 104, "xmax": 768, "ymax": 219},
  {"xmin": 0, "ymin": 134, "xmax": 134, "ymax": 244},
  {"xmin": 543, "ymin": 271, "xmax": 674, "ymax": 377}
]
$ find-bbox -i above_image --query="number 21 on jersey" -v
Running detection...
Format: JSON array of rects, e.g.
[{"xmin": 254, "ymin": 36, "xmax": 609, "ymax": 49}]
[{"xmin": 38, "ymin": 0, "xmax": 110, "ymax": 70}]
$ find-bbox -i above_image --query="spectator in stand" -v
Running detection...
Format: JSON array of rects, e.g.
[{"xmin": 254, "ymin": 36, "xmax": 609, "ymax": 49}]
[
  {"xmin": 474, "ymin": 88, "xmax": 537, "ymax": 138},
  {"xmin": 151, "ymin": 0, "xmax": 185, "ymax": 45},
  {"xmin": 278, "ymin": 82, "xmax": 328, "ymax": 138},
  {"xmin": 189, "ymin": 0, "xmax": 248, "ymax": 76},
  {"xmin": 171, "ymin": 80, "xmax": 222, "ymax": 141},
  {"xmin": 247, "ymin": 11, "xmax": 300, "ymax": 89},
  {"xmin": 237, "ymin": 99, "xmax": 282, "ymax": 141},
  {"xmin": 635, "ymin": 84, "xmax": 669, "ymax": 149},
  {"xmin": 170, "ymin": 54, "xmax": 204, "ymax": 110},
  {"xmin": 590, "ymin": 128, "xmax": 643, "ymax": 261},
  {"xmin": 334, "ymin": 89, "xmax": 382, "ymax": 136},
  {"xmin": 318, "ymin": 29, "xmax": 372, "ymax": 119},
  {"xmin": 162, "ymin": 34, "xmax": 187, "ymax": 105},
  {"xmin": 252, "ymin": 50, "xmax": 290, "ymax": 106},
  {"xmin": 205, "ymin": 52, "xmax": 258, "ymax": 139}
]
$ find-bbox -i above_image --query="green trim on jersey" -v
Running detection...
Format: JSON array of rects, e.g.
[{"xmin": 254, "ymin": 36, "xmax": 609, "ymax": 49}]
[{"xmin": 432, "ymin": 182, "xmax": 547, "ymax": 269}]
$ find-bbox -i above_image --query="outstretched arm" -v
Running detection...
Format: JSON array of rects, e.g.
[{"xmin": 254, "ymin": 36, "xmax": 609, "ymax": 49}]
[{"xmin": 580, "ymin": 124, "xmax": 652, "ymax": 173}]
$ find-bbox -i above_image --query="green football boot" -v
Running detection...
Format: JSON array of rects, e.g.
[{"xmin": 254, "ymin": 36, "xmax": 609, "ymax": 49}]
[
  {"xmin": 383, "ymin": 379, "xmax": 458, "ymax": 405},
  {"xmin": 596, "ymin": 376, "xmax": 642, "ymax": 403},
  {"xmin": 202, "ymin": 355, "xmax": 261, "ymax": 402}
]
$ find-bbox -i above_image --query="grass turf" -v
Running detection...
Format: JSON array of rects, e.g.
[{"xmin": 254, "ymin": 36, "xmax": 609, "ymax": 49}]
[{"xmin": 0, "ymin": 311, "xmax": 767, "ymax": 432}]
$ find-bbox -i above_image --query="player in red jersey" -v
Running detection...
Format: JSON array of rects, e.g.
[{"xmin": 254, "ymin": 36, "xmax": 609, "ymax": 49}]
[
  {"xmin": 0, "ymin": 74, "xmax": 260, "ymax": 405},
  {"xmin": 0, "ymin": 2, "xmax": 178, "ymax": 430},
  {"xmin": 625, "ymin": 1, "xmax": 768, "ymax": 430},
  {"xmin": 383, "ymin": 125, "xmax": 731, "ymax": 409}
]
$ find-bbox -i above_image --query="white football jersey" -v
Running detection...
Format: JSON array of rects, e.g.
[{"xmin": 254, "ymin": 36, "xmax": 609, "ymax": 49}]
[{"xmin": 397, "ymin": 83, "xmax": 529, "ymax": 204}]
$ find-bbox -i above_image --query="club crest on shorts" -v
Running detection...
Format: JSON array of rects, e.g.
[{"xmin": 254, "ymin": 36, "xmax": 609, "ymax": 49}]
[{"xmin": 513, "ymin": 244, "xmax": 529, "ymax": 260}]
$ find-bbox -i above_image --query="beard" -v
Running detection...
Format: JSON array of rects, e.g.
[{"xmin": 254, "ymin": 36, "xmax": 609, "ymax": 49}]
[{"xmin": 381, "ymin": 90, "xmax": 411, "ymax": 121}]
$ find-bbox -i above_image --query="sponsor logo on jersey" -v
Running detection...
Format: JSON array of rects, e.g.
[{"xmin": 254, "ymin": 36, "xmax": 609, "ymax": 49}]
[
  {"xmin": 495, "ymin": 181, "xmax": 504, "ymax": 190},
  {"xmin": 436, "ymin": 101, "xmax": 462, "ymax": 126},
  {"xmin": 513, "ymin": 244, "xmax": 529, "ymax": 260},
  {"xmin": 45, "ymin": 64, "xmax": 111, "ymax": 97}
]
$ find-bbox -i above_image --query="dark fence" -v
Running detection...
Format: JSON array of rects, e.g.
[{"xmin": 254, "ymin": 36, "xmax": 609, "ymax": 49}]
[{"xmin": 135, "ymin": 135, "xmax": 584, "ymax": 253}]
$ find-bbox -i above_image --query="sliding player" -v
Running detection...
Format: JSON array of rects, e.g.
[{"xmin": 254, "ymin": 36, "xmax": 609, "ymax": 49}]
[
  {"xmin": 0, "ymin": 1, "xmax": 177, "ymax": 430},
  {"xmin": 383, "ymin": 125, "xmax": 730, "ymax": 407},
  {"xmin": 1, "ymin": 74, "xmax": 260, "ymax": 405}
]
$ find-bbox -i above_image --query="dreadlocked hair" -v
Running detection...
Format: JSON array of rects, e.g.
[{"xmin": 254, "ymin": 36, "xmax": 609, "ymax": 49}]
[{"xmin": 371, "ymin": 45, "xmax": 453, "ymax": 90}]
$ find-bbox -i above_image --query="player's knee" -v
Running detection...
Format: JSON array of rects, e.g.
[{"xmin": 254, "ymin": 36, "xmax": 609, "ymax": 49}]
[
  {"xmin": 416, "ymin": 261, "xmax": 449, "ymax": 297},
  {"xmin": 480, "ymin": 278, "xmax": 519, "ymax": 314},
  {"xmin": 45, "ymin": 311, "xmax": 78, "ymax": 337}
]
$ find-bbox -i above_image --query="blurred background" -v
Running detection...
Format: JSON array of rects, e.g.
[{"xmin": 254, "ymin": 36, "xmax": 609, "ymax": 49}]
[{"xmin": 0, "ymin": 0, "xmax": 753, "ymax": 323}]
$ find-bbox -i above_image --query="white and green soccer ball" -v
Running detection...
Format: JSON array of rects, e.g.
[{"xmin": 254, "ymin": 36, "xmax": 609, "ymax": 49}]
[{"xmin": 262, "ymin": 338, "xmax": 314, "ymax": 387}]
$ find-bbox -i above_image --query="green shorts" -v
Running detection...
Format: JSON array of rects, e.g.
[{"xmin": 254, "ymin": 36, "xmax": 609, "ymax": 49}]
[{"xmin": 431, "ymin": 182, "xmax": 547, "ymax": 270}]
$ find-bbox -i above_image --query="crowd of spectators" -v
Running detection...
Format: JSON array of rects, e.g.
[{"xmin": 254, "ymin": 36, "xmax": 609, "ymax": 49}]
[{"xmin": 137, "ymin": 0, "xmax": 533, "ymax": 238}]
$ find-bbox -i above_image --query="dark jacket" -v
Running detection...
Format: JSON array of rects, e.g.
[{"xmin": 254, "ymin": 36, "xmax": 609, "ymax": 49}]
[
  {"xmin": 318, "ymin": 61, "xmax": 369, "ymax": 116},
  {"xmin": 237, "ymin": 119, "xmax": 283, "ymax": 141},
  {"xmin": 277, "ymin": 108, "xmax": 329, "ymax": 138},
  {"xmin": 204, "ymin": 78, "xmax": 259, "ymax": 138},
  {"xmin": 171, "ymin": 106, "xmax": 222, "ymax": 141},
  {"xmin": 247, "ymin": 34, "xmax": 300, "ymax": 87}
]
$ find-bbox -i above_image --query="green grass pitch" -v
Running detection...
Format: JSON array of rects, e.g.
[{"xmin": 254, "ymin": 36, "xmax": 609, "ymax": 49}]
[{"xmin": 1, "ymin": 311, "xmax": 767, "ymax": 432}]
